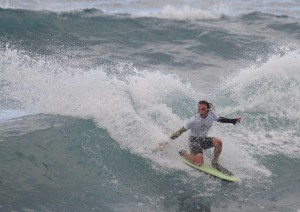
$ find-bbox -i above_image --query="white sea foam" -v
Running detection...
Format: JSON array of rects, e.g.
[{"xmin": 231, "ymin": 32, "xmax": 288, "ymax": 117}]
[
  {"xmin": 136, "ymin": 5, "xmax": 221, "ymax": 20},
  {"xmin": 0, "ymin": 46, "xmax": 275, "ymax": 181},
  {"xmin": 220, "ymin": 50, "xmax": 300, "ymax": 158}
]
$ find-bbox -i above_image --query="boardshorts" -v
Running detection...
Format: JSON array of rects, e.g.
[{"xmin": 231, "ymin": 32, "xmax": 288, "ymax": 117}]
[{"xmin": 188, "ymin": 136, "xmax": 214, "ymax": 154}]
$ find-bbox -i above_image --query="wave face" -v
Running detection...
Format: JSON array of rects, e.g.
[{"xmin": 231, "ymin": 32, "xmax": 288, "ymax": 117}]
[{"xmin": 1, "ymin": 1, "xmax": 300, "ymax": 211}]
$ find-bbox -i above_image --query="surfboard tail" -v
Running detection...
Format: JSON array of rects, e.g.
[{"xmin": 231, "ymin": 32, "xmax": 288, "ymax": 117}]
[{"xmin": 211, "ymin": 163, "xmax": 233, "ymax": 176}]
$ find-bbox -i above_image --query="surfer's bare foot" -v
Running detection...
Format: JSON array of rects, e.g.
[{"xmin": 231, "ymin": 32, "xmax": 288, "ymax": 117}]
[
  {"xmin": 211, "ymin": 160, "xmax": 223, "ymax": 172},
  {"xmin": 211, "ymin": 160, "xmax": 233, "ymax": 176},
  {"xmin": 211, "ymin": 160, "xmax": 219, "ymax": 167}
]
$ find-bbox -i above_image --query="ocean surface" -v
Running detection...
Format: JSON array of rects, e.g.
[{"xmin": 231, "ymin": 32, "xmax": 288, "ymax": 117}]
[{"xmin": 1, "ymin": 0, "xmax": 300, "ymax": 211}]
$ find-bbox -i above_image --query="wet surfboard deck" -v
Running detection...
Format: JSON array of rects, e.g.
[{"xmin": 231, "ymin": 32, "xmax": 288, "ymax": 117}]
[{"xmin": 181, "ymin": 157, "xmax": 240, "ymax": 182}]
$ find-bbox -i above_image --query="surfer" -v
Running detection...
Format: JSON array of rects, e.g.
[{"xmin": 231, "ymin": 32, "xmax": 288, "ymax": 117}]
[{"xmin": 159, "ymin": 100, "xmax": 241, "ymax": 168}]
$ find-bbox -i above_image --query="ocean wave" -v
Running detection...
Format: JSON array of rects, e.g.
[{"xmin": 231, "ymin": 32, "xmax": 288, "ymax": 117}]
[
  {"xmin": 0, "ymin": 45, "xmax": 273, "ymax": 183},
  {"xmin": 1, "ymin": 1, "xmax": 300, "ymax": 211},
  {"xmin": 1, "ymin": 0, "xmax": 300, "ymax": 20},
  {"xmin": 217, "ymin": 50, "xmax": 300, "ymax": 157}
]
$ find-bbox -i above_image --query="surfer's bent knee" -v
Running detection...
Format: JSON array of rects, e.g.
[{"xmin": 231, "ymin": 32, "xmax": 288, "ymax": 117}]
[{"xmin": 213, "ymin": 138, "xmax": 222, "ymax": 148}]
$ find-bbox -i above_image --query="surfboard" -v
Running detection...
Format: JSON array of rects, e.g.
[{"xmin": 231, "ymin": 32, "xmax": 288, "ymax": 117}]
[{"xmin": 181, "ymin": 157, "xmax": 240, "ymax": 182}]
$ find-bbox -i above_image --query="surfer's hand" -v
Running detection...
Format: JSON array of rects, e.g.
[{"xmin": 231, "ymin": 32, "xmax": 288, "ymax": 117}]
[
  {"xmin": 154, "ymin": 141, "xmax": 168, "ymax": 153},
  {"xmin": 236, "ymin": 117, "xmax": 242, "ymax": 123}
]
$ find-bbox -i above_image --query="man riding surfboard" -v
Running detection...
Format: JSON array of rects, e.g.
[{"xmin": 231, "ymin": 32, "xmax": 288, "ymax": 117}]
[{"xmin": 159, "ymin": 100, "xmax": 241, "ymax": 169}]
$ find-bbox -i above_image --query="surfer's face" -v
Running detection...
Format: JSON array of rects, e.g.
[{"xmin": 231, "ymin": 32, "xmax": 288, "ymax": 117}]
[{"xmin": 198, "ymin": 103, "xmax": 208, "ymax": 118}]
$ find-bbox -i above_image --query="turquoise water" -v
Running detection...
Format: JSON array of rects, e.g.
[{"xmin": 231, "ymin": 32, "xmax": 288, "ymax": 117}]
[{"xmin": 1, "ymin": 1, "xmax": 300, "ymax": 211}]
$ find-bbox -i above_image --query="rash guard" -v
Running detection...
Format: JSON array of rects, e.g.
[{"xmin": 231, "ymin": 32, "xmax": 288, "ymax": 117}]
[
  {"xmin": 184, "ymin": 111, "xmax": 219, "ymax": 137},
  {"xmin": 170, "ymin": 112, "xmax": 238, "ymax": 139}
]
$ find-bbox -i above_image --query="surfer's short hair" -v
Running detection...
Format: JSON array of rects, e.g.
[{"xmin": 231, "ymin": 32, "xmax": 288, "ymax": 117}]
[{"xmin": 198, "ymin": 100, "xmax": 214, "ymax": 111}]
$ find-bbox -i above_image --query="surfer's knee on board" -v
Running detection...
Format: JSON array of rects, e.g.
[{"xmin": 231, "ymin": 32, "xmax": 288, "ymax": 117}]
[
  {"xmin": 193, "ymin": 153, "xmax": 204, "ymax": 166},
  {"xmin": 179, "ymin": 150, "xmax": 204, "ymax": 166}
]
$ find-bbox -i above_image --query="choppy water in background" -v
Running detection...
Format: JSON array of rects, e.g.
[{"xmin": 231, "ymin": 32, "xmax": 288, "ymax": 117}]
[{"xmin": 1, "ymin": 0, "xmax": 300, "ymax": 211}]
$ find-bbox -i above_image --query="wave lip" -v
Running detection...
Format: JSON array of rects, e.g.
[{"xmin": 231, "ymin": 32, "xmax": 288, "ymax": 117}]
[
  {"xmin": 1, "ymin": 0, "xmax": 300, "ymax": 19},
  {"xmin": 136, "ymin": 5, "xmax": 221, "ymax": 20}
]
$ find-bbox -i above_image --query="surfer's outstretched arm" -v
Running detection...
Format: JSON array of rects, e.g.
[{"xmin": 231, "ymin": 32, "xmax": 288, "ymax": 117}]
[
  {"xmin": 217, "ymin": 117, "xmax": 241, "ymax": 125},
  {"xmin": 170, "ymin": 127, "xmax": 187, "ymax": 140}
]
